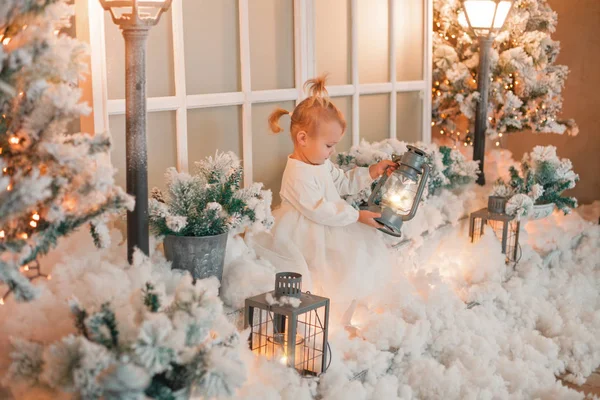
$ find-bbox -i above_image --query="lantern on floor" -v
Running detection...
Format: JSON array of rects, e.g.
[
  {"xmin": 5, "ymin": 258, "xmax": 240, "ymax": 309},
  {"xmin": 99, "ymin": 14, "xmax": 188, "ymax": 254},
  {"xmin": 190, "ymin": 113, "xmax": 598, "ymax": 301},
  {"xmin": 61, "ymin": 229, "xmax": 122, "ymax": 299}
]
[
  {"xmin": 469, "ymin": 196, "xmax": 521, "ymax": 263},
  {"xmin": 365, "ymin": 145, "xmax": 430, "ymax": 237},
  {"xmin": 244, "ymin": 272, "xmax": 330, "ymax": 376}
]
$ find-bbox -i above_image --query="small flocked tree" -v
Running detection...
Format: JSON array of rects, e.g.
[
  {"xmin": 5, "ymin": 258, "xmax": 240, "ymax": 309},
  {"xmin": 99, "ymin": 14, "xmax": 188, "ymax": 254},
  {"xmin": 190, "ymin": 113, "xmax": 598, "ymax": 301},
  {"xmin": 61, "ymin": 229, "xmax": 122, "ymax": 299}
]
[
  {"xmin": 0, "ymin": 1, "xmax": 131, "ymax": 302},
  {"xmin": 432, "ymin": 0, "xmax": 577, "ymax": 147}
]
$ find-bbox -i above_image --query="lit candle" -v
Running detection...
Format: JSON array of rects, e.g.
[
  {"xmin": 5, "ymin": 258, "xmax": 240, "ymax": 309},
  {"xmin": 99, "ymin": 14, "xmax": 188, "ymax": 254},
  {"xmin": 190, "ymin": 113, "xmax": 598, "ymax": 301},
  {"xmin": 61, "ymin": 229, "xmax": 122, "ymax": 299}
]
[{"xmin": 265, "ymin": 333, "xmax": 305, "ymax": 368}]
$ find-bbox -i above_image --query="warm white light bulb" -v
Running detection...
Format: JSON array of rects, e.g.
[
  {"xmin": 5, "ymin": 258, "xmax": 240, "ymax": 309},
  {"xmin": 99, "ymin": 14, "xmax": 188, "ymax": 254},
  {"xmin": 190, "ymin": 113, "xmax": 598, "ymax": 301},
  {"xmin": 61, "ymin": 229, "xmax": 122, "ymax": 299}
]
[{"xmin": 463, "ymin": 1, "xmax": 512, "ymax": 31}]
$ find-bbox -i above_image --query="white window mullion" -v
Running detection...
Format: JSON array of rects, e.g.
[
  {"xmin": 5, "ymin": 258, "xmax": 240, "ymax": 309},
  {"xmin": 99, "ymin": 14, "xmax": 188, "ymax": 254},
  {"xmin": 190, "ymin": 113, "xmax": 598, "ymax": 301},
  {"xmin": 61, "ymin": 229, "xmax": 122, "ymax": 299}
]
[
  {"xmin": 351, "ymin": 0, "xmax": 359, "ymax": 146},
  {"xmin": 294, "ymin": 0, "xmax": 316, "ymax": 105},
  {"xmin": 395, "ymin": 81, "xmax": 427, "ymax": 92},
  {"xmin": 422, "ymin": 0, "xmax": 433, "ymax": 143},
  {"xmin": 87, "ymin": 0, "xmax": 109, "ymax": 136},
  {"xmin": 327, "ymin": 85, "xmax": 355, "ymax": 97},
  {"xmin": 250, "ymin": 88, "xmax": 299, "ymax": 104},
  {"xmin": 389, "ymin": 0, "xmax": 397, "ymax": 140},
  {"xmin": 186, "ymin": 92, "xmax": 245, "ymax": 109},
  {"xmin": 107, "ymin": 96, "xmax": 180, "ymax": 115},
  {"xmin": 294, "ymin": 0, "xmax": 306, "ymax": 103},
  {"xmin": 306, "ymin": 0, "xmax": 316, "ymax": 79},
  {"xmin": 171, "ymin": 0, "xmax": 189, "ymax": 172},
  {"xmin": 359, "ymin": 82, "xmax": 393, "ymax": 95},
  {"xmin": 239, "ymin": 0, "xmax": 253, "ymax": 187}
]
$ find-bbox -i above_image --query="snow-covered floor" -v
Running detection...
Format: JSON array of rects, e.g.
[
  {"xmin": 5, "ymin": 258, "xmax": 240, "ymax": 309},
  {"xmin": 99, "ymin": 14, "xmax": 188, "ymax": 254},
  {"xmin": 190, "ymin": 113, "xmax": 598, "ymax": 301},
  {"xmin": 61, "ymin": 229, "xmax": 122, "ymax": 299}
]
[
  {"xmin": 225, "ymin": 191, "xmax": 600, "ymax": 399},
  {"xmin": 0, "ymin": 188, "xmax": 599, "ymax": 399}
]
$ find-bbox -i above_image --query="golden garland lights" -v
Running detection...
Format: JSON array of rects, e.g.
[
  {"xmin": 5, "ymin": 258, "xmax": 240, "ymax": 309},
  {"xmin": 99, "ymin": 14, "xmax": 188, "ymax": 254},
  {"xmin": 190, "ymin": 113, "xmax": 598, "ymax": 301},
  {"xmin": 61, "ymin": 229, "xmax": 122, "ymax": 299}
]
[
  {"xmin": 0, "ymin": 260, "xmax": 51, "ymax": 306},
  {"xmin": 431, "ymin": 1, "xmax": 571, "ymax": 150},
  {"xmin": 1, "ymin": 88, "xmax": 51, "ymax": 304},
  {"xmin": 0, "ymin": 210, "xmax": 52, "ymax": 305}
]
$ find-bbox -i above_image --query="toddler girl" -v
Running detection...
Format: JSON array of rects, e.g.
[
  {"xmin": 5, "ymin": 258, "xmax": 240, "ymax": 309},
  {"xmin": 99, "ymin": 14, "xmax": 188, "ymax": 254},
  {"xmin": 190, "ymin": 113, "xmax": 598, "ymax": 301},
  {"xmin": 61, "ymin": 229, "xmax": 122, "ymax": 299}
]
[{"xmin": 254, "ymin": 76, "xmax": 395, "ymax": 324}]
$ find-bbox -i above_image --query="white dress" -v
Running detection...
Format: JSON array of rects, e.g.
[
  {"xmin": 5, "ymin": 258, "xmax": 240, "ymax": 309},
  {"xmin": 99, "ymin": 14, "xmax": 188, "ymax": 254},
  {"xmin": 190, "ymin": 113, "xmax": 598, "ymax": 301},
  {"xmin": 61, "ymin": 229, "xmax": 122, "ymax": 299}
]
[{"xmin": 250, "ymin": 156, "xmax": 393, "ymax": 320}]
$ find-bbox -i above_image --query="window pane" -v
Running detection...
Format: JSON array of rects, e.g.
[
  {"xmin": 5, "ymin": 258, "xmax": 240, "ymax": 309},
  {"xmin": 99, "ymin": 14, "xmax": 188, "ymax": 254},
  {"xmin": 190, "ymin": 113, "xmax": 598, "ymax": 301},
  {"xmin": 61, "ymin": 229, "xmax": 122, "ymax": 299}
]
[
  {"xmin": 109, "ymin": 112, "xmax": 177, "ymax": 193},
  {"xmin": 358, "ymin": 0, "xmax": 389, "ymax": 83},
  {"xmin": 249, "ymin": 0, "xmax": 295, "ymax": 91},
  {"xmin": 187, "ymin": 106, "xmax": 242, "ymax": 167},
  {"xmin": 316, "ymin": 0, "xmax": 351, "ymax": 85},
  {"xmin": 183, "ymin": 0, "xmax": 241, "ymax": 94},
  {"xmin": 252, "ymin": 102, "xmax": 295, "ymax": 205},
  {"xmin": 104, "ymin": 9, "xmax": 175, "ymax": 99},
  {"xmin": 360, "ymin": 94, "xmax": 390, "ymax": 143},
  {"xmin": 332, "ymin": 96, "xmax": 353, "ymax": 154},
  {"xmin": 395, "ymin": 0, "xmax": 424, "ymax": 81},
  {"xmin": 396, "ymin": 91, "xmax": 423, "ymax": 142}
]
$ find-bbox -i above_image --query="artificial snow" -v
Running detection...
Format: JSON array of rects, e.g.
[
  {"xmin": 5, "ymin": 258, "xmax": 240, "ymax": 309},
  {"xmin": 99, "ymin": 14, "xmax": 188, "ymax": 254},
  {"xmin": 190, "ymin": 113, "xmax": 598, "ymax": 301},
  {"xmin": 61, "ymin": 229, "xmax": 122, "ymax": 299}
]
[{"xmin": 0, "ymin": 162, "xmax": 599, "ymax": 399}]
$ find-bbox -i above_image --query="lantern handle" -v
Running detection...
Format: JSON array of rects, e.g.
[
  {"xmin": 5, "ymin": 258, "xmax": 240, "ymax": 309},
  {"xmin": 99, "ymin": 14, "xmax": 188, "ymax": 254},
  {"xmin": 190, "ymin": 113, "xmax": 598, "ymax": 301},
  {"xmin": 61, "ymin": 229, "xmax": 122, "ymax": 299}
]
[{"xmin": 401, "ymin": 163, "xmax": 430, "ymax": 222}]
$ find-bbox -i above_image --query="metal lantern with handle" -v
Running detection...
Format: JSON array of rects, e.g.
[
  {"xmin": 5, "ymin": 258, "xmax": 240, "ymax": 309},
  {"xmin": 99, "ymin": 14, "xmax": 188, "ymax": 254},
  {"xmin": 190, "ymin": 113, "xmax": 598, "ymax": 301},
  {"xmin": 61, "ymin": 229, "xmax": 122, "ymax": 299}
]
[
  {"xmin": 364, "ymin": 145, "xmax": 430, "ymax": 237},
  {"xmin": 244, "ymin": 273, "xmax": 330, "ymax": 376},
  {"xmin": 469, "ymin": 195, "xmax": 521, "ymax": 263}
]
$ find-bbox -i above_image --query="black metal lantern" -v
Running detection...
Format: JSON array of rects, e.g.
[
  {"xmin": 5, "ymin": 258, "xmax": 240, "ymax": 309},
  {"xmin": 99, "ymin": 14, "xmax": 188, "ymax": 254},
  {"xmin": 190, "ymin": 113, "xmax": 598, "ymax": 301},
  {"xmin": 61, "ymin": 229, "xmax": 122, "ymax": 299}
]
[
  {"xmin": 469, "ymin": 196, "xmax": 520, "ymax": 263},
  {"xmin": 244, "ymin": 273, "xmax": 330, "ymax": 376},
  {"xmin": 364, "ymin": 145, "xmax": 430, "ymax": 237}
]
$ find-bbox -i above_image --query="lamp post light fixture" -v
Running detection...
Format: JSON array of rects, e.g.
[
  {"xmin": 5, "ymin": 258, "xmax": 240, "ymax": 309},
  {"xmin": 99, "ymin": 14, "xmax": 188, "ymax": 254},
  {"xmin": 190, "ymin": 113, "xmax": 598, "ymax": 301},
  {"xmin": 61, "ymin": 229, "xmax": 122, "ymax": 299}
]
[
  {"xmin": 99, "ymin": 0, "xmax": 172, "ymax": 262},
  {"xmin": 364, "ymin": 146, "xmax": 430, "ymax": 237},
  {"xmin": 460, "ymin": 0, "xmax": 515, "ymax": 185}
]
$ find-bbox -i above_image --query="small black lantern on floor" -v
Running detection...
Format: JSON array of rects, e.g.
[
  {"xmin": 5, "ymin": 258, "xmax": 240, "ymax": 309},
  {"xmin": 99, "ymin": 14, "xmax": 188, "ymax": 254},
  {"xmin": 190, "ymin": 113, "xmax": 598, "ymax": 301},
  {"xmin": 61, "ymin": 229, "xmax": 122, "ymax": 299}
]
[
  {"xmin": 364, "ymin": 145, "xmax": 430, "ymax": 237},
  {"xmin": 244, "ymin": 273, "xmax": 330, "ymax": 376},
  {"xmin": 469, "ymin": 196, "xmax": 521, "ymax": 263}
]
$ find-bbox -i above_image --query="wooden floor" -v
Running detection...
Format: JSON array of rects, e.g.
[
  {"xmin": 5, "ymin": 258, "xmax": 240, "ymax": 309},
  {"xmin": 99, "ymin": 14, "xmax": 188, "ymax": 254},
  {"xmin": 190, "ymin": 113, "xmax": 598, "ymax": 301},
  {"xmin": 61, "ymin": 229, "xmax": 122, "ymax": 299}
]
[{"xmin": 560, "ymin": 369, "xmax": 600, "ymax": 397}]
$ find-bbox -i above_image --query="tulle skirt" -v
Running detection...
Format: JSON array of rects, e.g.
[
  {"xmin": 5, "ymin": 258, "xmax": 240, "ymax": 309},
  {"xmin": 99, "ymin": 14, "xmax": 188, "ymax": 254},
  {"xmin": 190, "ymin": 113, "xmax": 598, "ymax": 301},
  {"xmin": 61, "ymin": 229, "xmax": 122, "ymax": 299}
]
[{"xmin": 249, "ymin": 204, "xmax": 393, "ymax": 321}]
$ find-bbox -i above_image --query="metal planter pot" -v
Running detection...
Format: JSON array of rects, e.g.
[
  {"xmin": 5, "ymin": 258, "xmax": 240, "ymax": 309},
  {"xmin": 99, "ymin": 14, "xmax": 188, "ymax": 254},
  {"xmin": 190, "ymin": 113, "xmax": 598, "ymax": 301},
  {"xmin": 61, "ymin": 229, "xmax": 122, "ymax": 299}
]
[
  {"xmin": 164, "ymin": 233, "xmax": 228, "ymax": 282},
  {"xmin": 528, "ymin": 203, "xmax": 555, "ymax": 220}
]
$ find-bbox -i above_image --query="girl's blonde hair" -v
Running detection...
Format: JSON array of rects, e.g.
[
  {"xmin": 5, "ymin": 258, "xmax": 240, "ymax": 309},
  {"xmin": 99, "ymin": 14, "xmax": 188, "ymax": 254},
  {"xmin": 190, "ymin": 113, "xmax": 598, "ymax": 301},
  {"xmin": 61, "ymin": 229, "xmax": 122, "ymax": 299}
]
[{"xmin": 268, "ymin": 75, "xmax": 346, "ymax": 142}]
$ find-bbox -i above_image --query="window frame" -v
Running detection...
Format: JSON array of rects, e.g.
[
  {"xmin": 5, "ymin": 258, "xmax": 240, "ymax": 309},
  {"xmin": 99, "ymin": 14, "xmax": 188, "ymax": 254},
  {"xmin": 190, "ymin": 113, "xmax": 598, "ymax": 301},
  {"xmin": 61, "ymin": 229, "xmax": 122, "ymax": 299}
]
[{"xmin": 81, "ymin": 0, "xmax": 433, "ymax": 186}]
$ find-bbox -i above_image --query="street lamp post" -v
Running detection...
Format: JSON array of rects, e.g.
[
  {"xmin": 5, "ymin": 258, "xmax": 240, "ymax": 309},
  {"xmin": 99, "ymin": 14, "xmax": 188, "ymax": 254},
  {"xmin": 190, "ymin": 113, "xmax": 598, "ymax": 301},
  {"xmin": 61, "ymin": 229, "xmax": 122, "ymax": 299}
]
[
  {"xmin": 460, "ymin": 0, "xmax": 515, "ymax": 185},
  {"xmin": 99, "ymin": 0, "xmax": 172, "ymax": 262}
]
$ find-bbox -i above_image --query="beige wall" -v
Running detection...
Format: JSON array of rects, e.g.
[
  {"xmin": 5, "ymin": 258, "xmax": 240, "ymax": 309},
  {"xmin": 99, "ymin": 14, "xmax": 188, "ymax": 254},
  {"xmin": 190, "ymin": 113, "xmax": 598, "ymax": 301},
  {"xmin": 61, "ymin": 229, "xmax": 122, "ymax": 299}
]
[{"xmin": 504, "ymin": 0, "xmax": 600, "ymax": 205}]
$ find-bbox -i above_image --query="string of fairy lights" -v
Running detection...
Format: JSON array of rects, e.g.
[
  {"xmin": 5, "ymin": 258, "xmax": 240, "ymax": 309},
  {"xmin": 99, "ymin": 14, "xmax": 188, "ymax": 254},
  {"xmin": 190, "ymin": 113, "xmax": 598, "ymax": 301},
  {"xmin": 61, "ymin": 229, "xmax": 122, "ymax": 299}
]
[
  {"xmin": 0, "ymin": 25, "xmax": 61, "ymax": 305},
  {"xmin": 0, "ymin": 260, "xmax": 50, "ymax": 306}
]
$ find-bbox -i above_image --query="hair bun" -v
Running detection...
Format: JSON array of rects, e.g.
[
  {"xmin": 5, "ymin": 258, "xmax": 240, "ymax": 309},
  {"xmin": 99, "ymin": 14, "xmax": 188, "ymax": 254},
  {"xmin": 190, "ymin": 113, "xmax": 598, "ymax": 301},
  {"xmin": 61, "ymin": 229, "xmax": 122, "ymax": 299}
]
[{"xmin": 303, "ymin": 74, "xmax": 330, "ymax": 106}]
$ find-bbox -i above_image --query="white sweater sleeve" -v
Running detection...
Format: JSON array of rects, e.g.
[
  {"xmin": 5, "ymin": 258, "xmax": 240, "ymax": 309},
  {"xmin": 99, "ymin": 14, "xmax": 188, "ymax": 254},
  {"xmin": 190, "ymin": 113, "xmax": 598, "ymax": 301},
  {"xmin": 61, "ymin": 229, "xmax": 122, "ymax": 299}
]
[
  {"xmin": 280, "ymin": 176, "xmax": 359, "ymax": 227},
  {"xmin": 327, "ymin": 160, "xmax": 374, "ymax": 196}
]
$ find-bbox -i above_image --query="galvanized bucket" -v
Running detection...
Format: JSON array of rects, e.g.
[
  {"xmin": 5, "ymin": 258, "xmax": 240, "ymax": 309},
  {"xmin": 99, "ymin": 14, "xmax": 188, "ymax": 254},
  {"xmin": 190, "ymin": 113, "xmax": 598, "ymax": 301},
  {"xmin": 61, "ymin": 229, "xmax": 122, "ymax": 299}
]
[{"xmin": 164, "ymin": 233, "xmax": 228, "ymax": 282}]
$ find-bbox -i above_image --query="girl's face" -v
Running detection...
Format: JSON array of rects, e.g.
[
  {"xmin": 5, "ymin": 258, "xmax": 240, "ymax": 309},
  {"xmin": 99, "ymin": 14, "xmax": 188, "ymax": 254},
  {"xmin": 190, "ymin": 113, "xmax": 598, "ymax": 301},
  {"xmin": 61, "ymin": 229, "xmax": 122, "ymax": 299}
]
[{"xmin": 297, "ymin": 119, "xmax": 344, "ymax": 165}]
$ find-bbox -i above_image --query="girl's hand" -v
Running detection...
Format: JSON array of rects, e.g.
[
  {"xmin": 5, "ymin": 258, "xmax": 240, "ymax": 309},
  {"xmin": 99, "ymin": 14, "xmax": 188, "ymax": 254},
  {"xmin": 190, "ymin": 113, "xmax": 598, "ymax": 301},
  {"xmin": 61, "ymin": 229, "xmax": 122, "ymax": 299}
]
[
  {"xmin": 369, "ymin": 160, "xmax": 397, "ymax": 179},
  {"xmin": 358, "ymin": 210, "xmax": 383, "ymax": 228}
]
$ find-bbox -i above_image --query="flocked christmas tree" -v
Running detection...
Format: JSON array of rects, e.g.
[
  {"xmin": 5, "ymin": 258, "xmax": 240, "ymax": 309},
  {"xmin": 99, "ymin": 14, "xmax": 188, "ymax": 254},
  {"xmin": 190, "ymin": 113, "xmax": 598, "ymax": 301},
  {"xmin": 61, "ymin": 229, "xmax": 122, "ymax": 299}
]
[
  {"xmin": 432, "ymin": 0, "xmax": 577, "ymax": 147},
  {"xmin": 0, "ymin": 0, "xmax": 131, "ymax": 302}
]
